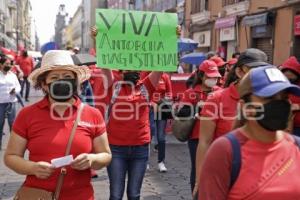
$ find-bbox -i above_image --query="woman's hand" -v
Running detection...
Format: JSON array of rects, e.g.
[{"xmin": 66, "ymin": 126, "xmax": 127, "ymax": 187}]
[
  {"xmin": 71, "ymin": 153, "xmax": 92, "ymax": 171},
  {"xmin": 90, "ymin": 26, "xmax": 98, "ymax": 40},
  {"xmin": 32, "ymin": 161, "xmax": 55, "ymax": 179},
  {"xmin": 176, "ymin": 25, "xmax": 181, "ymax": 37}
]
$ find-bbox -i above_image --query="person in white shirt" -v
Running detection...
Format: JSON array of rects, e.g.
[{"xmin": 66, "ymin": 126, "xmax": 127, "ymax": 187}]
[{"xmin": 0, "ymin": 55, "xmax": 21, "ymax": 150}]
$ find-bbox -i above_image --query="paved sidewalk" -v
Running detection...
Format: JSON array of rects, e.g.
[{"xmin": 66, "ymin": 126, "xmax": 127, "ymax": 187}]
[{"xmin": 0, "ymin": 90, "xmax": 192, "ymax": 200}]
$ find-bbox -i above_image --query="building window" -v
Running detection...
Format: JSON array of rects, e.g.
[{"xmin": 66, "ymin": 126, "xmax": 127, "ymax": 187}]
[
  {"xmin": 223, "ymin": 0, "xmax": 245, "ymax": 6},
  {"xmin": 205, "ymin": 0, "xmax": 209, "ymax": 10},
  {"xmin": 191, "ymin": 0, "xmax": 201, "ymax": 14}
]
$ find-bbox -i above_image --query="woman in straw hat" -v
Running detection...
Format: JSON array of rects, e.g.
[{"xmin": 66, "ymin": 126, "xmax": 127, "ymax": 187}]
[{"xmin": 4, "ymin": 50, "xmax": 112, "ymax": 200}]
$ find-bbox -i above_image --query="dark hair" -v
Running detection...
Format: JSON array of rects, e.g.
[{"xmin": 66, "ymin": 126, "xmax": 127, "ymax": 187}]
[
  {"xmin": 0, "ymin": 56, "xmax": 8, "ymax": 64},
  {"xmin": 224, "ymin": 67, "xmax": 239, "ymax": 88},
  {"xmin": 22, "ymin": 50, "xmax": 28, "ymax": 57},
  {"xmin": 34, "ymin": 71, "xmax": 50, "ymax": 90},
  {"xmin": 281, "ymin": 68, "xmax": 300, "ymax": 78},
  {"xmin": 192, "ymin": 70, "xmax": 205, "ymax": 88},
  {"xmin": 206, "ymin": 51, "xmax": 216, "ymax": 59},
  {"xmin": 232, "ymin": 52, "xmax": 241, "ymax": 58}
]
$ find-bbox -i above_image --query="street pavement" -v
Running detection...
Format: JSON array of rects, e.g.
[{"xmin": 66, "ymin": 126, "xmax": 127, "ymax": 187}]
[{"xmin": 0, "ymin": 89, "xmax": 192, "ymax": 200}]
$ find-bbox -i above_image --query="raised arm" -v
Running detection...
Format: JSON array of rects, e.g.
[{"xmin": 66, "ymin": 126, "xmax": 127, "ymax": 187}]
[{"xmin": 90, "ymin": 26, "xmax": 114, "ymax": 89}]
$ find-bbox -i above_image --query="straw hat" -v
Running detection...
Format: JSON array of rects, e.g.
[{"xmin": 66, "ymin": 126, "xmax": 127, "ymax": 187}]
[{"xmin": 28, "ymin": 50, "xmax": 91, "ymax": 85}]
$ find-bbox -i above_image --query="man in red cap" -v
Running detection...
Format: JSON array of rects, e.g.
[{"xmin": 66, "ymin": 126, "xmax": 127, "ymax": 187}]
[{"xmin": 280, "ymin": 56, "xmax": 300, "ymax": 136}]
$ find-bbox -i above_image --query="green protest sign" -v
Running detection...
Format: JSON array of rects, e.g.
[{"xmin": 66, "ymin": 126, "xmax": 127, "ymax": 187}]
[{"xmin": 96, "ymin": 9, "xmax": 178, "ymax": 71}]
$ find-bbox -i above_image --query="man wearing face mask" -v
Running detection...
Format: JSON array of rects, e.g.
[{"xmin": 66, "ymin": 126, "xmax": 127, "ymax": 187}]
[
  {"xmin": 280, "ymin": 56, "xmax": 300, "ymax": 136},
  {"xmin": 193, "ymin": 48, "xmax": 269, "ymax": 198},
  {"xmin": 16, "ymin": 50, "xmax": 34, "ymax": 102},
  {"xmin": 0, "ymin": 56, "xmax": 21, "ymax": 150},
  {"xmin": 198, "ymin": 66, "xmax": 300, "ymax": 200}
]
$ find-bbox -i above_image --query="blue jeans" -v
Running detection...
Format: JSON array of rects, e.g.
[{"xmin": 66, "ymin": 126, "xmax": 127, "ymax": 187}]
[
  {"xmin": 188, "ymin": 139, "xmax": 199, "ymax": 192},
  {"xmin": 149, "ymin": 107, "xmax": 157, "ymax": 144},
  {"xmin": 107, "ymin": 144, "xmax": 149, "ymax": 200},
  {"xmin": 153, "ymin": 119, "xmax": 167, "ymax": 163},
  {"xmin": 20, "ymin": 77, "xmax": 30, "ymax": 100},
  {"xmin": 0, "ymin": 102, "xmax": 16, "ymax": 148}
]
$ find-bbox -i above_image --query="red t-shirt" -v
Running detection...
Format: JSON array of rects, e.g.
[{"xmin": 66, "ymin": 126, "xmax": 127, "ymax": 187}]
[
  {"xmin": 181, "ymin": 85, "xmax": 213, "ymax": 139},
  {"xmin": 107, "ymin": 77, "xmax": 155, "ymax": 145},
  {"xmin": 199, "ymin": 129, "xmax": 300, "ymax": 200},
  {"xmin": 16, "ymin": 56, "xmax": 33, "ymax": 77},
  {"xmin": 200, "ymin": 84, "xmax": 239, "ymax": 139},
  {"xmin": 12, "ymin": 97, "xmax": 106, "ymax": 200},
  {"xmin": 290, "ymin": 94, "xmax": 300, "ymax": 127},
  {"xmin": 152, "ymin": 73, "xmax": 172, "ymax": 103},
  {"xmin": 89, "ymin": 67, "xmax": 123, "ymax": 116}
]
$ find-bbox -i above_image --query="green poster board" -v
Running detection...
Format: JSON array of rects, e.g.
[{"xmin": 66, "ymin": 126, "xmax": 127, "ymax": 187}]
[{"xmin": 96, "ymin": 9, "xmax": 178, "ymax": 71}]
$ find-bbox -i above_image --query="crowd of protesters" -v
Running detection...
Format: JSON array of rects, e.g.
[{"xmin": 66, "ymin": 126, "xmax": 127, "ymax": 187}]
[{"xmin": 1, "ymin": 25, "xmax": 300, "ymax": 200}]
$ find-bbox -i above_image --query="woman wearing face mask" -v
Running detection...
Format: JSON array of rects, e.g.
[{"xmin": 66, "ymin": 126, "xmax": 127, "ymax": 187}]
[
  {"xmin": 209, "ymin": 56, "xmax": 227, "ymax": 87},
  {"xmin": 198, "ymin": 66, "xmax": 300, "ymax": 200},
  {"xmin": 4, "ymin": 50, "xmax": 112, "ymax": 200},
  {"xmin": 0, "ymin": 56, "xmax": 21, "ymax": 150},
  {"xmin": 280, "ymin": 56, "xmax": 300, "ymax": 136},
  {"xmin": 180, "ymin": 60, "xmax": 221, "ymax": 192},
  {"xmin": 193, "ymin": 48, "xmax": 269, "ymax": 198}
]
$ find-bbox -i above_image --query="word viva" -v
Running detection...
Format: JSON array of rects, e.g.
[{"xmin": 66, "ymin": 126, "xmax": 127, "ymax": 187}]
[{"xmin": 98, "ymin": 12, "xmax": 161, "ymax": 36}]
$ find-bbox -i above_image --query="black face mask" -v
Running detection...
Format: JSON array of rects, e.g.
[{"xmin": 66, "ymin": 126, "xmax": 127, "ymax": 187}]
[
  {"xmin": 23, "ymin": 51, "xmax": 28, "ymax": 57},
  {"xmin": 48, "ymin": 79, "xmax": 77, "ymax": 102},
  {"xmin": 289, "ymin": 78, "xmax": 299, "ymax": 85},
  {"xmin": 3, "ymin": 66, "xmax": 11, "ymax": 72},
  {"xmin": 123, "ymin": 72, "xmax": 140, "ymax": 85},
  {"xmin": 219, "ymin": 67, "xmax": 226, "ymax": 77},
  {"xmin": 255, "ymin": 100, "xmax": 291, "ymax": 132}
]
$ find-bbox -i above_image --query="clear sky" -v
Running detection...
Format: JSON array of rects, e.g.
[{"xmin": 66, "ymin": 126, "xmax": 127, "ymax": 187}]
[{"xmin": 30, "ymin": 0, "xmax": 81, "ymax": 45}]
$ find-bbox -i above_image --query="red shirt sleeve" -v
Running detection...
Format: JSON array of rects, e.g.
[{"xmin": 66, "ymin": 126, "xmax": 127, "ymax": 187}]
[
  {"xmin": 164, "ymin": 74, "xmax": 173, "ymax": 98},
  {"xmin": 200, "ymin": 91, "xmax": 221, "ymax": 122},
  {"xmin": 198, "ymin": 136, "xmax": 232, "ymax": 200},
  {"xmin": 142, "ymin": 76, "xmax": 156, "ymax": 99},
  {"xmin": 89, "ymin": 107, "xmax": 106, "ymax": 138},
  {"xmin": 12, "ymin": 107, "xmax": 30, "ymax": 139}
]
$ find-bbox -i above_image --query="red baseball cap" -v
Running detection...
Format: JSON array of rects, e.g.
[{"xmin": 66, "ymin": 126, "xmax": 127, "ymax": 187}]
[
  {"xmin": 281, "ymin": 56, "xmax": 300, "ymax": 75},
  {"xmin": 210, "ymin": 56, "xmax": 227, "ymax": 67},
  {"xmin": 228, "ymin": 58, "xmax": 238, "ymax": 65},
  {"xmin": 199, "ymin": 60, "xmax": 222, "ymax": 78}
]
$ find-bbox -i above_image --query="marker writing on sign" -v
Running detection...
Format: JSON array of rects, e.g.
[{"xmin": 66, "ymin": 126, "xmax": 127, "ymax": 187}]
[{"xmin": 98, "ymin": 12, "xmax": 161, "ymax": 36}]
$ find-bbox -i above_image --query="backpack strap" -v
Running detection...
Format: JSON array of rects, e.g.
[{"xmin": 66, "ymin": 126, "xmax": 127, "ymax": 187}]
[
  {"xmin": 105, "ymin": 82, "xmax": 122, "ymax": 124},
  {"xmin": 225, "ymin": 132, "xmax": 241, "ymax": 190},
  {"xmin": 226, "ymin": 133, "xmax": 300, "ymax": 191},
  {"xmin": 104, "ymin": 82, "xmax": 150, "ymax": 124}
]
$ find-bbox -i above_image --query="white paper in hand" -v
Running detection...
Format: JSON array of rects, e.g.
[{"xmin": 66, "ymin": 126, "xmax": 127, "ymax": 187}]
[{"xmin": 51, "ymin": 155, "xmax": 74, "ymax": 168}]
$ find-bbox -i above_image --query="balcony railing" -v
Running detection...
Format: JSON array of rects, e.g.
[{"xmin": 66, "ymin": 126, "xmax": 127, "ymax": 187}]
[{"xmin": 223, "ymin": 0, "xmax": 250, "ymax": 16}]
